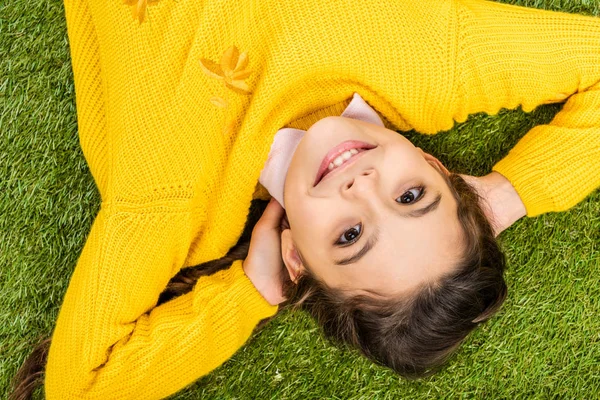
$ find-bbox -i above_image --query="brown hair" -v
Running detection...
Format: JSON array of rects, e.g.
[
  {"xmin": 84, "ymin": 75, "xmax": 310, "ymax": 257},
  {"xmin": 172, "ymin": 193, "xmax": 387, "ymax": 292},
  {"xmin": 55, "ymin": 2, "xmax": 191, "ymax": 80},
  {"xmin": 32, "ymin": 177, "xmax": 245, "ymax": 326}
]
[
  {"xmin": 10, "ymin": 173, "xmax": 505, "ymax": 398},
  {"xmin": 9, "ymin": 336, "xmax": 51, "ymax": 400},
  {"xmin": 283, "ymin": 173, "xmax": 506, "ymax": 377}
]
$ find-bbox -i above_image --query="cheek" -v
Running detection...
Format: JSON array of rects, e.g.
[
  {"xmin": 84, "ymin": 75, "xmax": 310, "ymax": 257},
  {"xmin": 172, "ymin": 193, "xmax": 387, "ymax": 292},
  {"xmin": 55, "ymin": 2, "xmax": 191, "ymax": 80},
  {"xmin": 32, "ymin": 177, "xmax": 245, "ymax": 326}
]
[
  {"xmin": 287, "ymin": 197, "xmax": 324, "ymax": 237},
  {"xmin": 384, "ymin": 143, "xmax": 428, "ymax": 175},
  {"xmin": 285, "ymin": 197, "xmax": 335, "ymax": 261},
  {"xmin": 283, "ymin": 147, "xmax": 311, "ymax": 203},
  {"xmin": 386, "ymin": 139, "xmax": 418, "ymax": 159},
  {"xmin": 285, "ymin": 137, "xmax": 320, "ymax": 188}
]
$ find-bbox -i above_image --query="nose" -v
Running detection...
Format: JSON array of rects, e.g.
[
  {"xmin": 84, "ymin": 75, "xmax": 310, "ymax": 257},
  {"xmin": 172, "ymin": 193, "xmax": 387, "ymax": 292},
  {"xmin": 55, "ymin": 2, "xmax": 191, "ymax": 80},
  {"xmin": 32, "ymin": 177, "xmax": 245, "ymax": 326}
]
[{"xmin": 341, "ymin": 168, "xmax": 377, "ymax": 199}]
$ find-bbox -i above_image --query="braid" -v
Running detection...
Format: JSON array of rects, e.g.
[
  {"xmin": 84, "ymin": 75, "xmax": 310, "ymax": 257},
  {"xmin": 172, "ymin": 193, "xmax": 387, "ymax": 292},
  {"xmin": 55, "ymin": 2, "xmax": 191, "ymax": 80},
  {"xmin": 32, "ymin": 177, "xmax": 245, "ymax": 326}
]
[
  {"xmin": 10, "ymin": 200, "xmax": 270, "ymax": 400},
  {"xmin": 157, "ymin": 199, "xmax": 268, "ymax": 305}
]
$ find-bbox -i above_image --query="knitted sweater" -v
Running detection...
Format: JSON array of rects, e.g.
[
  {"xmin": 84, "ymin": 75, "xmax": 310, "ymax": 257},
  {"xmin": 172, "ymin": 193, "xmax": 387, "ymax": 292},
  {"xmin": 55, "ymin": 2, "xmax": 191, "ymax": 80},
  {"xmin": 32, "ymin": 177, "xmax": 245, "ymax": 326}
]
[{"xmin": 47, "ymin": 0, "xmax": 600, "ymax": 398}]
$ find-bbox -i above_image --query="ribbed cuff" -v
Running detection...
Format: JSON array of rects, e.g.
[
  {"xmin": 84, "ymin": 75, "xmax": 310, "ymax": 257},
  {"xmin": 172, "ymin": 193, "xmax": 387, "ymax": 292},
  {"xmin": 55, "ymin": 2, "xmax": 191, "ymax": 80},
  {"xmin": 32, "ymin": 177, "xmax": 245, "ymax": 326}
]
[
  {"xmin": 230, "ymin": 260, "xmax": 279, "ymax": 317},
  {"xmin": 492, "ymin": 121, "xmax": 600, "ymax": 218},
  {"xmin": 192, "ymin": 260, "xmax": 278, "ymax": 320},
  {"xmin": 492, "ymin": 153, "xmax": 555, "ymax": 218}
]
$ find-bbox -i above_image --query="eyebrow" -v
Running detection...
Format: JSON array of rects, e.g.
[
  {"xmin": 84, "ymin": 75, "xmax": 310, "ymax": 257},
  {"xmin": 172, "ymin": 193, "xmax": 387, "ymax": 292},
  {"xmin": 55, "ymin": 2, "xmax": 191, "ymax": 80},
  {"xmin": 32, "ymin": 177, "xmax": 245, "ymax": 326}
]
[
  {"xmin": 334, "ymin": 228, "xmax": 379, "ymax": 266},
  {"xmin": 332, "ymin": 193, "xmax": 442, "ymax": 266},
  {"xmin": 404, "ymin": 192, "xmax": 443, "ymax": 218}
]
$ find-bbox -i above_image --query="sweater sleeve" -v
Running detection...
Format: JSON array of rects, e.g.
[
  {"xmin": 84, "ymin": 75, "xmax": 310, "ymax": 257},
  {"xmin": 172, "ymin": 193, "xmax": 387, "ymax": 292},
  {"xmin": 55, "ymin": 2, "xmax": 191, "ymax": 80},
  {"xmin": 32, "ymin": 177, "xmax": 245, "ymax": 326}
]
[
  {"xmin": 454, "ymin": 0, "xmax": 600, "ymax": 217},
  {"xmin": 45, "ymin": 204, "xmax": 278, "ymax": 399},
  {"xmin": 64, "ymin": 0, "xmax": 109, "ymax": 200}
]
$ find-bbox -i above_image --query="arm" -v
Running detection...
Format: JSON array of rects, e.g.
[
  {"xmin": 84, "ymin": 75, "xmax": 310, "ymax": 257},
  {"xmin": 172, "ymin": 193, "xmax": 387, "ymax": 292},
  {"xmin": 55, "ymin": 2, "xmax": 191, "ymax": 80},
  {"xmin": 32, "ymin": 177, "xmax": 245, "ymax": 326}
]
[
  {"xmin": 64, "ymin": 0, "xmax": 109, "ymax": 200},
  {"xmin": 45, "ymin": 204, "xmax": 278, "ymax": 399},
  {"xmin": 461, "ymin": 172, "xmax": 527, "ymax": 237},
  {"xmin": 50, "ymin": 1, "xmax": 290, "ymax": 397},
  {"xmin": 454, "ymin": 0, "xmax": 600, "ymax": 217}
]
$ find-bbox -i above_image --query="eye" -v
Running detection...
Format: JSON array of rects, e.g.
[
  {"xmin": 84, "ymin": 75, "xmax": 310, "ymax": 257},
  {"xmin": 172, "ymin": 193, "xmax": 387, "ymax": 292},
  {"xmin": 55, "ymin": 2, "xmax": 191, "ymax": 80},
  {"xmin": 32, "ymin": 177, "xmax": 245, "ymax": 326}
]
[
  {"xmin": 396, "ymin": 187, "xmax": 424, "ymax": 204},
  {"xmin": 336, "ymin": 223, "xmax": 362, "ymax": 245}
]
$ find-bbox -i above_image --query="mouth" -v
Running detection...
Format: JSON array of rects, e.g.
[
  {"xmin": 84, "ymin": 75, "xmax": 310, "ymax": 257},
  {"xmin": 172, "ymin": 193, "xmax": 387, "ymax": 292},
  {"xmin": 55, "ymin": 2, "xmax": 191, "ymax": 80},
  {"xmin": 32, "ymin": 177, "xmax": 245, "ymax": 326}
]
[{"xmin": 313, "ymin": 140, "xmax": 377, "ymax": 186}]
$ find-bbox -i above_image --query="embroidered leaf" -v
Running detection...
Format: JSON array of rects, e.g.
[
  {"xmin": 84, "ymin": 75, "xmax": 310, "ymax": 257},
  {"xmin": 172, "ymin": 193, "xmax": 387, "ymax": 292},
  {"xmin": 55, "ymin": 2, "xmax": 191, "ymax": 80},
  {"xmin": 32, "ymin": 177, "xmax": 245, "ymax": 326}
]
[
  {"xmin": 200, "ymin": 58, "xmax": 224, "ymax": 80},
  {"xmin": 129, "ymin": 2, "xmax": 138, "ymax": 19},
  {"xmin": 124, "ymin": 0, "xmax": 158, "ymax": 23},
  {"xmin": 136, "ymin": 0, "xmax": 147, "ymax": 23},
  {"xmin": 202, "ymin": 46, "xmax": 252, "ymax": 94},
  {"xmin": 210, "ymin": 96, "xmax": 228, "ymax": 108},
  {"xmin": 225, "ymin": 80, "xmax": 251, "ymax": 94},
  {"xmin": 220, "ymin": 45, "xmax": 239, "ymax": 73},
  {"xmin": 232, "ymin": 69, "xmax": 252, "ymax": 80},
  {"xmin": 222, "ymin": 121, "xmax": 236, "ymax": 137},
  {"xmin": 235, "ymin": 51, "xmax": 249, "ymax": 71}
]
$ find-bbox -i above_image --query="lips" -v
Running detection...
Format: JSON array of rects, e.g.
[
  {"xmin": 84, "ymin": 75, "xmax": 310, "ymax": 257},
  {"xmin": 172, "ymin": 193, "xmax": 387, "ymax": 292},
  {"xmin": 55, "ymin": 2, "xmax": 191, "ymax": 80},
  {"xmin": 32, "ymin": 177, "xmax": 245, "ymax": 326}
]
[{"xmin": 313, "ymin": 140, "xmax": 376, "ymax": 186}]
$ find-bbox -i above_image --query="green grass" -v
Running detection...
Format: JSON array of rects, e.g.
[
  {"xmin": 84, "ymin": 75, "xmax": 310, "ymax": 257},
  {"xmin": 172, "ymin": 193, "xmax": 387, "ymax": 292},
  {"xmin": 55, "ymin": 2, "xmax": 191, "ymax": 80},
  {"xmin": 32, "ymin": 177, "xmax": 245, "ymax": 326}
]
[{"xmin": 1, "ymin": 0, "xmax": 599, "ymax": 398}]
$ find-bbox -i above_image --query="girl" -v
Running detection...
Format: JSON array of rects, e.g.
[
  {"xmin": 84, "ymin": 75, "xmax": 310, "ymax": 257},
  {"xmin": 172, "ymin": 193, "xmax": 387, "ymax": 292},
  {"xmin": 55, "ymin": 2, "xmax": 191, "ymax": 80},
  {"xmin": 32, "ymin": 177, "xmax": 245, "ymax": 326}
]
[{"xmin": 11, "ymin": 0, "xmax": 600, "ymax": 398}]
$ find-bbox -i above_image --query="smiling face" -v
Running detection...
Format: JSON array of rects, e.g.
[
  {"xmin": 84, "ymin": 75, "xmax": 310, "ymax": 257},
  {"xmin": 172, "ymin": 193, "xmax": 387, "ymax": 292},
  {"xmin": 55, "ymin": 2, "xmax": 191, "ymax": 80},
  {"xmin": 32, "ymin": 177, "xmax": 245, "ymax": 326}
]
[{"xmin": 281, "ymin": 116, "xmax": 464, "ymax": 297}]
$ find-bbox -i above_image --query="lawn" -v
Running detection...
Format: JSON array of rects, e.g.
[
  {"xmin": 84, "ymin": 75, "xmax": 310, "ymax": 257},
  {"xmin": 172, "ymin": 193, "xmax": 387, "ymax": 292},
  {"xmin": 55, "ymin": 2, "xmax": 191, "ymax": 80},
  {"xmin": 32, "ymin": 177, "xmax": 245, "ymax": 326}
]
[{"xmin": 1, "ymin": 0, "xmax": 599, "ymax": 398}]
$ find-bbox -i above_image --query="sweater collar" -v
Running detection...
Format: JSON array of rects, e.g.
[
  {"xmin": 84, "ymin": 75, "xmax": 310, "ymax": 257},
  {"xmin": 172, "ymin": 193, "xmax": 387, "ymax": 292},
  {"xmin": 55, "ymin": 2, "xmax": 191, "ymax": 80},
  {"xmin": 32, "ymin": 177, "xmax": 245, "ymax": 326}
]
[{"xmin": 258, "ymin": 92, "xmax": 385, "ymax": 208}]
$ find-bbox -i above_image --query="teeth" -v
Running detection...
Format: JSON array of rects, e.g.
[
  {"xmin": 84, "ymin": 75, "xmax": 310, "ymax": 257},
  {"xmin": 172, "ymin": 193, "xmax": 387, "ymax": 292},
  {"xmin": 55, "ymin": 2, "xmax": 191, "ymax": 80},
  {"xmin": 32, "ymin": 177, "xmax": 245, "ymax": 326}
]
[{"xmin": 327, "ymin": 149, "xmax": 361, "ymax": 172}]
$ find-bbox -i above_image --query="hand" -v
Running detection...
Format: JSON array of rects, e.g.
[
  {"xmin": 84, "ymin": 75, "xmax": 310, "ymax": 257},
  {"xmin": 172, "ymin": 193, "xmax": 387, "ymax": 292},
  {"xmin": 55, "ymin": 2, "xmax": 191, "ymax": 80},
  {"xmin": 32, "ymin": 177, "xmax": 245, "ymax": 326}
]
[
  {"xmin": 459, "ymin": 172, "xmax": 527, "ymax": 237},
  {"xmin": 242, "ymin": 199, "xmax": 287, "ymax": 306}
]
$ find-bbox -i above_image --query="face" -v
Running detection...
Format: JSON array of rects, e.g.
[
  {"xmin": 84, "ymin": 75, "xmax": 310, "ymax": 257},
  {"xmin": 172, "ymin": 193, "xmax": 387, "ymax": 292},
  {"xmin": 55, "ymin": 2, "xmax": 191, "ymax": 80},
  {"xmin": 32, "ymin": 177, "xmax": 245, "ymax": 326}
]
[{"xmin": 281, "ymin": 116, "xmax": 464, "ymax": 297}]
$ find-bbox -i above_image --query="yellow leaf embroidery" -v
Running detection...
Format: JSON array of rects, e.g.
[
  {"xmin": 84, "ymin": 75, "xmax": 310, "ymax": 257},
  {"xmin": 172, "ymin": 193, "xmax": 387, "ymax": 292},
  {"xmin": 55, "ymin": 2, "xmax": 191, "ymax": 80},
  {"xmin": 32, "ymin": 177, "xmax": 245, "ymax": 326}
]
[
  {"xmin": 235, "ymin": 51, "xmax": 249, "ymax": 71},
  {"xmin": 137, "ymin": 0, "xmax": 147, "ymax": 23},
  {"xmin": 210, "ymin": 96, "xmax": 228, "ymax": 108},
  {"xmin": 124, "ymin": 0, "xmax": 158, "ymax": 24},
  {"xmin": 222, "ymin": 120, "xmax": 236, "ymax": 138},
  {"xmin": 200, "ymin": 45, "xmax": 252, "ymax": 94},
  {"xmin": 200, "ymin": 58, "xmax": 225, "ymax": 80},
  {"xmin": 225, "ymin": 80, "xmax": 250, "ymax": 94},
  {"xmin": 220, "ymin": 46, "xmax": 239, "ymax": 73},
  {"xmin": 232, "ymin": 69, "xmax": 251, "ymax": 80}
]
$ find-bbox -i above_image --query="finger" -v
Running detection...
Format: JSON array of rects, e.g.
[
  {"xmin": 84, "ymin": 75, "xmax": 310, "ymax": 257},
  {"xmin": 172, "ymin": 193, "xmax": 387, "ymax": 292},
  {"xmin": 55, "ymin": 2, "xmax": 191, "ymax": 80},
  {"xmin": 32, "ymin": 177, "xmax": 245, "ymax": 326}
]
[
  {"xmin": 265, "ymin": 198, "xmax": 285, "ymax": 219},
  {"xmin": 256, "ymin": 199, "xmax": 285, "ymax": 229}
]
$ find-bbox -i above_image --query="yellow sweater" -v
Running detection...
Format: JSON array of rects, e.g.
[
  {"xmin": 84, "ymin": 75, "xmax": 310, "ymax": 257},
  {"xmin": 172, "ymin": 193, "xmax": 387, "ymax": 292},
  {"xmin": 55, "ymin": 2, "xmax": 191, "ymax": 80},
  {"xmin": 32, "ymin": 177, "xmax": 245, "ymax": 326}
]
[{"xmin": 47, "ymin": 0, "xmax": 600, "ymax": 398}]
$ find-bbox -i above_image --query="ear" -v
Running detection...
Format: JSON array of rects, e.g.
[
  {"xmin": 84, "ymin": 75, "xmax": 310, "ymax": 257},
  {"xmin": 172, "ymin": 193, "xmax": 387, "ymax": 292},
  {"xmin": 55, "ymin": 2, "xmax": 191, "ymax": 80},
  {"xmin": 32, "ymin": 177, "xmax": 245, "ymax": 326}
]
[
  {"xmin": 280, "ymin": 229, "xmax": 305, "ymax": 284},
  {"xmin": 417, "ymin": 147, "xmax": 450, "ymax": 176}
]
